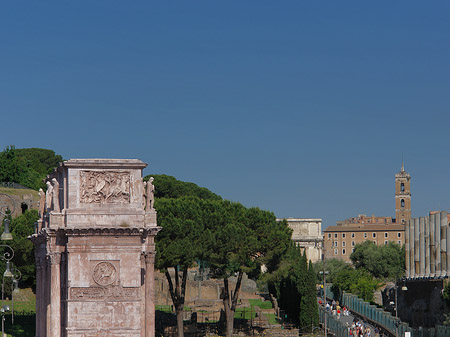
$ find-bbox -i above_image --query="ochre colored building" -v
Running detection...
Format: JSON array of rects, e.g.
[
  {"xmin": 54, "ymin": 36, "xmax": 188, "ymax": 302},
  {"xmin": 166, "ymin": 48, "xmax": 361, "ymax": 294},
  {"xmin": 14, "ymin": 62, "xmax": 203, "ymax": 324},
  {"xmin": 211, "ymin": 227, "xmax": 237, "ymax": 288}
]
[{"xmin": 324, "ymin": 164, "xmax": 410, "ymax": 262}]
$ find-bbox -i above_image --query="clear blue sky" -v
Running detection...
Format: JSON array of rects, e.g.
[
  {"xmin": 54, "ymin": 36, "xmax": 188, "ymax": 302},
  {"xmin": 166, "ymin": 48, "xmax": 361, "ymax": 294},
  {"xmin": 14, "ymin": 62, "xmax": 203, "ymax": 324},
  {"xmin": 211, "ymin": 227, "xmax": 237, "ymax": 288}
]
[{"xmin": 2, "ymin": 1, "xmax": 450, "ymax": 229}]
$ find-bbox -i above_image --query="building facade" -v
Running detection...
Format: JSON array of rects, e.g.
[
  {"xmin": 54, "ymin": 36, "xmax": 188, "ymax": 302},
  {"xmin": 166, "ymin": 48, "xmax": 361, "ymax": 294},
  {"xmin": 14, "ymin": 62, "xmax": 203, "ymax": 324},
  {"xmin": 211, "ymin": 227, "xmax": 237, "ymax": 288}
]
[
  {"xmin": 324, "ymin": 224, "xmax": 405, "ymax": 262},
  {"xmin": 277, "ymin": 218, "xmax": 323, "ymax": 262},
  {"xmin": 324, "ymin": 164, "xmax": 410, "ymax": 262}
]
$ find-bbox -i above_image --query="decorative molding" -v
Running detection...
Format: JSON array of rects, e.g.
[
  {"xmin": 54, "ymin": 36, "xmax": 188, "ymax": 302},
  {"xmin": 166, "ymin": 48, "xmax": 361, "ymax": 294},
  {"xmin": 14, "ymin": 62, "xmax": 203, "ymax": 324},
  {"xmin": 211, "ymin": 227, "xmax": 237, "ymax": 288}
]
[
  {"xmin": 69, "ymin": 286, "xmax": 140, "ymax": 300},
  {"xmin": 63, "ymin": 227, "xmax": 160, "ymax": 237},
  {"xmin": 48, "ymin": 252, "xmax": 62, "ymax": 265},
  {"xmin": 80, "ymin": 171, "xmax": 131, "ymax": 204}
]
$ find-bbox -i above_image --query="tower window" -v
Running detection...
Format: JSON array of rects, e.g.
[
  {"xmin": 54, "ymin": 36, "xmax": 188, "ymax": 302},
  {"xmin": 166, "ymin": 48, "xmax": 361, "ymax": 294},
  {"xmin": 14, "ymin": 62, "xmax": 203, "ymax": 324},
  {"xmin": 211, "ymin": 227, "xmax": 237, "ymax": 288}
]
[
  {"xmin": 397, "ymin": 232, "xmax": 401, "ymax": 238},
  {"xmin": 328, "ymin": 233, "xmax": 331, "ymax": 239},
  {"xmin": 401, "ymin": 199, "xmax": 405, "ymax": 208},
  {"xmin": 334, "ymin": 249, "xmax": 338, "ymax": 255},
  {"xmin": 372, "ymin": 233, "xmax": 377, "ymax": 238},
  {"xmin": 401, "ymin": 183, "xmax": 405, "ymax": 192},
  {"xmin": 352, "ymin": 241, "xmax": 355, "ymax": 247},
  {"xmin": 342, "ymin": 233, "xmax": 346, "ymax": 238},
  {"xmin": 351, "ymin": 233, "xmax": 355, "ymax": 238},
  {"xmin": 342, "ymin": 241, "xmax": 346, "ymax": 247},
  {"xmin": 334, "ymin": 233, "xmax": 338, "ymax": 238},
  {"xmin": 342, "ymin": 249, "xmax": 346, "ymax": 255},
  {"xmin": 384, "ymin": 232, "xmax": 388, "ymax": 238},
  {"xmin": 364, "ymin": 233, "xmax": 367, "ymax": 238}
]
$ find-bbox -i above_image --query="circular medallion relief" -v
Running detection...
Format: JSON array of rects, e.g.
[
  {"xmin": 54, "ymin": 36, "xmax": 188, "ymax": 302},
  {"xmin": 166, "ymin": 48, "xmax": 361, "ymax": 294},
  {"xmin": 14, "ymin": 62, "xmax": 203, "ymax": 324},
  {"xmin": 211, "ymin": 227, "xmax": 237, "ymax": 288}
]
[{"xmin": 93, "ymin": 261, "xmax": 117, "ymax": 286}]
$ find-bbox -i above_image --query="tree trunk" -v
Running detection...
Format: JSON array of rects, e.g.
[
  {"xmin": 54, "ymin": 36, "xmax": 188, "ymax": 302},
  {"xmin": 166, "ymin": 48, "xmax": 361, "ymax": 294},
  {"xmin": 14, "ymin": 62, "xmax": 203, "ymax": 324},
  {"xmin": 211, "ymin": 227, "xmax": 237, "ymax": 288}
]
[
  {"xmin": 223, "ymin": 277, "xmax": 233, "ymax": 337},
  {"xmin": 165, "ymin": 267, "xmax": 188, "ymax": 337},
  {"xmin": 222, "ymin": 272, "xmax": 244, "ymax": 337},
  {"xmin": 225, "ymin": 306, "xmax": 234, "ymax": 337},
  {"xmin": 176, "ymin": 304, "xmax": 185, "ymax": 337}
]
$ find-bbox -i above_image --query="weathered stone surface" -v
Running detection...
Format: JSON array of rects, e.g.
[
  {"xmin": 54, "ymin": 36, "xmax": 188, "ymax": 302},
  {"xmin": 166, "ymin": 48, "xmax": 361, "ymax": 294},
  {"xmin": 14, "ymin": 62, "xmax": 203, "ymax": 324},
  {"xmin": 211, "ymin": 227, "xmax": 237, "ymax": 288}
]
[{"xmin": 30, "ymin": 159, "xmax": 160, "ymax": 337}]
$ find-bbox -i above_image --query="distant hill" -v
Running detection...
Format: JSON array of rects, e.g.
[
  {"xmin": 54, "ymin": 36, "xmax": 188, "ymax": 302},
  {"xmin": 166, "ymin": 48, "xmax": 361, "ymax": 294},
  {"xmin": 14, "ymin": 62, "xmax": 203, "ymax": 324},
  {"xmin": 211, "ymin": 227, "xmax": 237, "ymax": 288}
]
[{"xmin": 0, "ymin": 146, "xmax": 63, "ymax": 190}]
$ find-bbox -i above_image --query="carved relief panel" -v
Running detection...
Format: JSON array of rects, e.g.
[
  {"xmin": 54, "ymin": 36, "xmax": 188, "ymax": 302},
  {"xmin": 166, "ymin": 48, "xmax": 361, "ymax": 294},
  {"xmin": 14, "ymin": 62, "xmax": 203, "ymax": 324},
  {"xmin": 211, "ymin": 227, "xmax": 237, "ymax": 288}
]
[
  {"xmin": 92, "ymin": 261, "xmax": 117, "ymax": 286},
  {"xmin": 89, "ymin": 260, "xmax": 120, "ymax": 287},
  {"xmin": 80, "ymin": 171, "xmax": 131, "ymax": 204}
]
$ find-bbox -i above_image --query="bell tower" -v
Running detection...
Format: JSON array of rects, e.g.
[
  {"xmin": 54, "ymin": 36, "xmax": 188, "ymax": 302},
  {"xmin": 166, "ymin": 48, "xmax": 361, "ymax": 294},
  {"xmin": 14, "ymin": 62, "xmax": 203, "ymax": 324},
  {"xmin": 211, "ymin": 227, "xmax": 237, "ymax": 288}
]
[{"xmin": 395, "ymin": 162, "xmax": 411, "ymax": 224}]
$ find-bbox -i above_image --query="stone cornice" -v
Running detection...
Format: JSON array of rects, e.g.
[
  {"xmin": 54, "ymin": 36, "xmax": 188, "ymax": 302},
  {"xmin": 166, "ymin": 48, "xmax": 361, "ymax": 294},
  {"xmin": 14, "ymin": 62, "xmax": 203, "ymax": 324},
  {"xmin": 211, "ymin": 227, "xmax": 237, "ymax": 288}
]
[
  {"xmin": 61, "ymin": 159, "xmax": 147, "ymax": 170},
  {"xmin": 29, "ymin": 226, "xmax": 161, "ymax": 243}
]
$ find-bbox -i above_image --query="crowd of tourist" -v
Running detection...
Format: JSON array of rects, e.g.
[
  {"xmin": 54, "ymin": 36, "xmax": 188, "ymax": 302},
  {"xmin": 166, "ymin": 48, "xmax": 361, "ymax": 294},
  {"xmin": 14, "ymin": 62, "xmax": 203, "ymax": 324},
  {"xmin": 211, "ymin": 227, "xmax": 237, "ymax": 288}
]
[
  {"xmin": 319, "ymin": 298, "xmax": 381, "ymax": 337},
  {"xmin": 347, "ymin": 320, "xmax": 380, "ymax": 337},
  {"xmin": 322, "ymin": 299, "xmax": 350, "ymax": 319}
]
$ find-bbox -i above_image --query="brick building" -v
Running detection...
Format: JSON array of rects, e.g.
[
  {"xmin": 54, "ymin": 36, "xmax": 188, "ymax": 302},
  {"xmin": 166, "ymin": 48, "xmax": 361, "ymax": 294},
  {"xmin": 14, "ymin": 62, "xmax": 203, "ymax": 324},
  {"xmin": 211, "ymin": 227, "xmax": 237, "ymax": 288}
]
[{"xmin": 324, "ymin": 164, "xmax": 410, "ymax": 262}]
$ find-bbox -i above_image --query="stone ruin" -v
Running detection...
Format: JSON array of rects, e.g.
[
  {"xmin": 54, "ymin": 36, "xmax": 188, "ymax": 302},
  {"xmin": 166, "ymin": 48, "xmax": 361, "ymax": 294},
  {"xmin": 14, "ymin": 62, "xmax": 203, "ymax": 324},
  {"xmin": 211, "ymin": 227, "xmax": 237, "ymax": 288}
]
[{"xmin": 30, "ymin": 159, "xmax": 160, "ymax": 337}]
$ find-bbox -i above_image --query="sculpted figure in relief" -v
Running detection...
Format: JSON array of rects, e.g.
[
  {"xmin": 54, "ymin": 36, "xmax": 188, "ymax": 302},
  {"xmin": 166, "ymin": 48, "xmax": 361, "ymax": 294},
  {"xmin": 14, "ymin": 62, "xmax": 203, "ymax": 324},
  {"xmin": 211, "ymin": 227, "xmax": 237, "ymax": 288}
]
[
  {"xmin": 52, "ymin": 178, "xmax": 60, "ymax": 212},
  {"xmin": 38, "ymin": 188, "xmax": 45, "ymax": 218},
  {"xmin": 80, "ymin": 171, "xmax": 130, "ymax": 204},
  {"xmin": 144, "ymin": 177, "xmax": 155, "ymax": 210},
  {"xmin": 45, "ymin": 181, "xmax": 53, "ymax": 212},
  {"xmin": 70, "ymin": 286, "xmax": 140, "ymax": 300},
  {"xmin": 93, "ymin": 261, "xmax": 117, "ymax": 286}
]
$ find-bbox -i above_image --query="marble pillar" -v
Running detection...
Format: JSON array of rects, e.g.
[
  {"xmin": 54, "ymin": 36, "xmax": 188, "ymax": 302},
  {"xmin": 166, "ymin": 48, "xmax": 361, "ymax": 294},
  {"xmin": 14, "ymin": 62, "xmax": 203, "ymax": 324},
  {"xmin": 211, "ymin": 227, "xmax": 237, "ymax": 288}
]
[
  {"xmin": 46, "ymin": 256, "xmax": 51, "ymax": 336},
  {"xmin": 405, "ymin": 220, "xmax": 410, "ymax": 279},
  {"xmin": 35, "ymin": 258, "xmax": 42, "ymax": 337},
  {"xmin": 419, "ymin": 217, "xmax": 425, "ymax": 277},
  {"xmin": 425, "ymin": 216, "xmax": 431, "ymax": 277},
  {"xmin": 145, "ymin": 252, "xmax": 156, "ymax": 337},
  {"xmin": 41, "ymin": 256, "xmax": 47, "ymax": 337},
  {"xmin": 50, "ymin": 252, "xmax": 61, "ymax": 337},
  {"xmin": 430, "ymin": 214, "xmax": 436, "ymax": 277},
  {"xmin": 447, "ymin": 217, "xmax": 450, "ymax": 276},
  {"xmin": 414, "ymin": 217, "xmax": 420, "ymax": 276},
  {"xmin": 441, "ymin": 211, "xmax": 447, "ymax": 277},
  {"xmin": 410, "ymin": 218, "xmax": 416, "ymax": 277},
  {"xmin": 436, "ymin": 212, "xmax": 441, "ymax": 277}
]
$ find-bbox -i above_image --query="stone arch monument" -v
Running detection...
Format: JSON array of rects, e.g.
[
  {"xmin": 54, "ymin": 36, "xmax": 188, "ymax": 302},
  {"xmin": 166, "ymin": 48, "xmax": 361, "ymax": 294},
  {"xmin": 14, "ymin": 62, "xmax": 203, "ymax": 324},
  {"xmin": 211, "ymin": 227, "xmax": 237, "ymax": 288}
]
[{"xmin": 30, "ymin": 159, "xmax": 160, "ymax": 337}]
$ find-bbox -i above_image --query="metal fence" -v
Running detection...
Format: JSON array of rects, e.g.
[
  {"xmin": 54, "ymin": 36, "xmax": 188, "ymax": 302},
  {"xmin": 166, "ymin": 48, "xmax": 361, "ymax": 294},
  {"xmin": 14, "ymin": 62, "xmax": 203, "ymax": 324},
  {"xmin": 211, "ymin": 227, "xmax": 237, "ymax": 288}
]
[
  {"xmin": 339, "ymin": 291, "xmax": 411, "ymax": 337},
  {"xmin": 324, "ymin": 285, "xmax": 450, "ymax": 337},
  {"xmin": 319, "ymin": 307, "xmax": 349, "ymax": 337}
]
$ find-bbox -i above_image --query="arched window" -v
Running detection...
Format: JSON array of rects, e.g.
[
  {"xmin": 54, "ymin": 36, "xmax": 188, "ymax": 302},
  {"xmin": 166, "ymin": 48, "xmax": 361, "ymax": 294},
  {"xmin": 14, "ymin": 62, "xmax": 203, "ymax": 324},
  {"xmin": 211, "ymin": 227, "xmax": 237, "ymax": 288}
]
[
  {"xmin": 401, "ymin": 199, "xmax": 405, "ymax": 208},
  {"xmin": 401, "ymin": 183, "xmax": 405, "ymax": 192}
]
